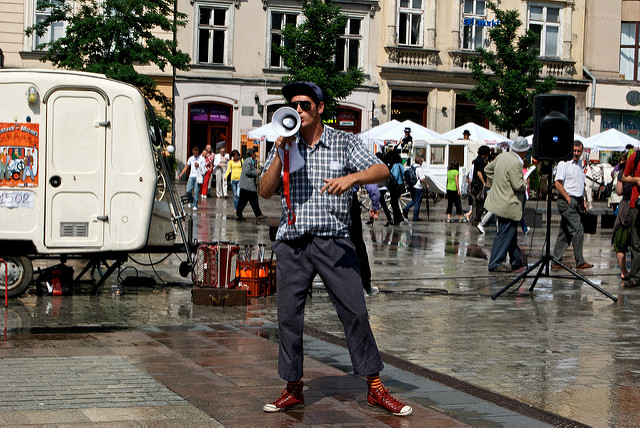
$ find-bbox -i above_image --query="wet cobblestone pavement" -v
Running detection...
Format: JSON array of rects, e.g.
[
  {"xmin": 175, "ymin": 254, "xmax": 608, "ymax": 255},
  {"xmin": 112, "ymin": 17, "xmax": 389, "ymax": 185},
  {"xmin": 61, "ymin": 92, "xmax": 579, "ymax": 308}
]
[{"xmin": 3, "ymin": 188, "xmax": 640, "ymax": 427}]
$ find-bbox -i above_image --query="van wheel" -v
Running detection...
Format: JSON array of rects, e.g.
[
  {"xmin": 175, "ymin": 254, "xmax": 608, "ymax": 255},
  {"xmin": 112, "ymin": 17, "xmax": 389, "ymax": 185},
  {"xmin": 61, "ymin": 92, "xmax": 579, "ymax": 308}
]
[{"xmin": 0, "ymin": 256, "xmax": 33, "ymax": 297}]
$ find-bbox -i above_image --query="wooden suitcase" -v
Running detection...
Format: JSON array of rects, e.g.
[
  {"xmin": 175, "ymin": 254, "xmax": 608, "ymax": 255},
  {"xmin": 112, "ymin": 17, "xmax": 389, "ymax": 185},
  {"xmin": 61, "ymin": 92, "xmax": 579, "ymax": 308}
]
[{"xmin": 191, "ymin": 287, "xmax": 247, "ymax": 306}]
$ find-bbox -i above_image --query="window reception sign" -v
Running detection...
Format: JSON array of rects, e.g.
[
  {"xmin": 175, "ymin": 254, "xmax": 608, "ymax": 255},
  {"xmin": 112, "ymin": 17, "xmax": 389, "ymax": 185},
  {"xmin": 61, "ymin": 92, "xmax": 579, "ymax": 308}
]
[{"xmin": 601, "ymin": 111, "xmax": 640, "ymax": 140}]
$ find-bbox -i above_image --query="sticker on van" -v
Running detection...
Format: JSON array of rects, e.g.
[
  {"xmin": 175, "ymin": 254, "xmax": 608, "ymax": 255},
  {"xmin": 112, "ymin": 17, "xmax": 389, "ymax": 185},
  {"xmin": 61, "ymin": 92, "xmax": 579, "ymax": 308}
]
[{"xmin": 0, "ymin": 123, "xmax": 39, "ymax": 187}]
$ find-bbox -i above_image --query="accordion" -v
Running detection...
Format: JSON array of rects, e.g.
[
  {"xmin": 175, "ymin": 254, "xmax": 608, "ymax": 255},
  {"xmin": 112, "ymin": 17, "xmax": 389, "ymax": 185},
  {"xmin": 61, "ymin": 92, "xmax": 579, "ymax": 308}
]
[{"xmin": 192, "ymin": 243, "xmax": 239, "ymax": 288}]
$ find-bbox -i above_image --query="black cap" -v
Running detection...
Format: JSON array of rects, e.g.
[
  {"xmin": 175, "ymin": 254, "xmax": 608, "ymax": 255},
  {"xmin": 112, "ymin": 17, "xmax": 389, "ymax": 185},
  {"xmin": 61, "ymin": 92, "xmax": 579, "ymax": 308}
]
[
  {"xmin": 404, "ymin": 127, "xmax": 411, "ymax": 133},
  {"xmin": 463, "ymin": 129, "xmax": 471, "ymax": 135},
  {"xmin": 282, "ymin": 82, "xmax": 324, "ymax": 103}
]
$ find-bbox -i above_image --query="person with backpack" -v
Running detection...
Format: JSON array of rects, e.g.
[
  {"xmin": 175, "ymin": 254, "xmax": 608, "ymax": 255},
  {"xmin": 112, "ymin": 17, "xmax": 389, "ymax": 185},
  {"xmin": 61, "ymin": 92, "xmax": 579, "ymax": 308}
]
[
  {"xmin": 612, "ymin": 150, "xmax": 633, "ymax": 282},
  {"xmin": 620, "ymin": 147, "xmax": 640, "ymax": 286},
  {"xmin": 402, "ymin": 156, "xmax": 427, "ymax": 221}
]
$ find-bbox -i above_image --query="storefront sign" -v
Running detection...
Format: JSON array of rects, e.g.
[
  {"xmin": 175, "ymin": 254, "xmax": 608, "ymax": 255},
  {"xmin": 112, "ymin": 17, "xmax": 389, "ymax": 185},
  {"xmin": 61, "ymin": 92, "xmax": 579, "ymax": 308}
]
[{"xmin": 191, "ymin": 104, "xmax": 230, "ymax": 123}]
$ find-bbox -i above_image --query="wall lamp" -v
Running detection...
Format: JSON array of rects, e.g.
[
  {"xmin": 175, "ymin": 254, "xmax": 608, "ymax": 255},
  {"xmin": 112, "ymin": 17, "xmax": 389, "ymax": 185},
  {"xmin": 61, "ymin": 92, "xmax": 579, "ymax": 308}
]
[
  {"xmin": 255, "ymin": 94, "xmax": 264, "ymax": 114},
  {"xmin": 27, "ymin": 86, "xmax": 39, "ymax": 105},
  {"xmin": 441, "ymin": 106, "xmax": 447, "ymax": 113}
]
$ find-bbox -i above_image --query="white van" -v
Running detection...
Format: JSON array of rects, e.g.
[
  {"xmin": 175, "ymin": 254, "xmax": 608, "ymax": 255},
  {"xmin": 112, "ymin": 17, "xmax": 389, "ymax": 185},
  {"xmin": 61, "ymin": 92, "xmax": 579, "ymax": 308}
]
[{"xmin": 0, "ymin": 69, "xmax": 180, "ymax": 296}]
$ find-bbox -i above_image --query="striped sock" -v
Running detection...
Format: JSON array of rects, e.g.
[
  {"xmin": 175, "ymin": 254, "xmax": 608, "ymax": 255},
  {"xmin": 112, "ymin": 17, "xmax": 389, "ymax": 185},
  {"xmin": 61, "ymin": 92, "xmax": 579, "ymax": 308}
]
[{"xmin": 366, "ymin": 374, "xmax": 383, "ymax": 391}]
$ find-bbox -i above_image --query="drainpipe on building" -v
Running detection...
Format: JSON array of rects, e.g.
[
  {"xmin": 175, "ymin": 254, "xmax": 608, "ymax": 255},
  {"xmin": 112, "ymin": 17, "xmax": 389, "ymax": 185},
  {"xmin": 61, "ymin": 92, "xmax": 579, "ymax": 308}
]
[{"xmin": 583, "ymin": 66, "xmax": 596, "ymax": 137}]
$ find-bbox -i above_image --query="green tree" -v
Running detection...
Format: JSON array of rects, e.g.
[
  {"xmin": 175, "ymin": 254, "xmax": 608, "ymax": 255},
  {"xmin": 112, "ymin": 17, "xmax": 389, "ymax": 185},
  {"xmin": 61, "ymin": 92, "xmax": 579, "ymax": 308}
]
[
  {"xmin": 467, "ymin": 1, "xmax": 556, "ymax": 137},
  {"xmin": 26, "ymin": 0, "xmax": 190, "ymax": 133},
  {"xmin": 276, "ymin": 0, "xmax": 364, "ymax": 119}
]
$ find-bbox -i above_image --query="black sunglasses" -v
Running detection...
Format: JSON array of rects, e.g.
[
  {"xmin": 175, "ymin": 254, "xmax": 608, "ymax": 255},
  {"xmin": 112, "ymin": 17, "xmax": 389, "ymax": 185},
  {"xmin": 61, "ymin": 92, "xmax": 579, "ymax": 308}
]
[{"xmin": 289, "ymin": 100, "xmax": 313, "ymax": 111}]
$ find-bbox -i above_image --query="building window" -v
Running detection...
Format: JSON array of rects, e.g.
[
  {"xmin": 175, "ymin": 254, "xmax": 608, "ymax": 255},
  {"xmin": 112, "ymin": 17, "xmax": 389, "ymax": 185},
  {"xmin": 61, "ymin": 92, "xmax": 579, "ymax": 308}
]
[
  {"xmin": 197, "ymin": 5, "xmax": 229, "ymax": 65},
  {"xmin": 621, "ymin": 22, "xmax": 640, "ymax": 81},
  {"xmin": 528, "ymin": 4, "xmax": 560, "ymax": 57},
  {"xmin": 269, "ymin": 11, "xmax": 298, "ymax": 68},
  {"xmin": 398, "ymin": 0, "xmax": 422, "ymax": 46},
  {"xmin": 462, "ymin": 0, "xmax": 487, "ymax": 50},
  {"xmin": 336, "ymin": 17, "xmax": 362, "ymax": 71},
  {"xmin": 33, "ymin": 0, "xmax": 66, "ymax": 50}
]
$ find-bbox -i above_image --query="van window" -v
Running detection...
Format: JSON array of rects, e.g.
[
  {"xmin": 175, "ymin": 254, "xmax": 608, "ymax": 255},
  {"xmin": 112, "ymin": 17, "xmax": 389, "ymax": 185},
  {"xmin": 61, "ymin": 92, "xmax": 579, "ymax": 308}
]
[{"xmin": 430, "ymin": 145, "xmax": 445, "ymax": 165}]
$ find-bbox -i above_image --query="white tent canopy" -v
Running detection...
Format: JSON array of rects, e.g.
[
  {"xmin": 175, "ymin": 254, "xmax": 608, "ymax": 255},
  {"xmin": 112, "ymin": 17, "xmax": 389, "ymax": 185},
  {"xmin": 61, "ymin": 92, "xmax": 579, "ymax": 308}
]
[
  {"xmin": 441, "ymin": 122, "xmax": 512, "ymax": 147},
  {"xmin": 583, "ymin": 129, "xmax": 639, "ymax": 151},
  {"xmin": 357, "ymin": 119, "xmax": 401, "ymax": 147},
  {"xmin": 361, "ymin": 120, "xmax": 443, "ymax": 144}
]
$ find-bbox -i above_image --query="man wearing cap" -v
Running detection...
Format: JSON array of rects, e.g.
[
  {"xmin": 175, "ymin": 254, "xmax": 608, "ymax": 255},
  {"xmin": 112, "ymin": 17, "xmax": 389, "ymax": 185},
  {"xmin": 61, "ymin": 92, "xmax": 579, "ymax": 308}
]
[
  {"xmin": 552, "ymin": 141, "xmax": 593, "ymax": 269},
  {"xmin": 462, "ymin": 129, "xmax": 471, "ymax": 140},
  {"xmin": 484, "ymin": 137, "xmax": 529, "ymax": 272},
  {"xmin": 259, "ymin": 82, "xmax": 413, "ymax": 416}
]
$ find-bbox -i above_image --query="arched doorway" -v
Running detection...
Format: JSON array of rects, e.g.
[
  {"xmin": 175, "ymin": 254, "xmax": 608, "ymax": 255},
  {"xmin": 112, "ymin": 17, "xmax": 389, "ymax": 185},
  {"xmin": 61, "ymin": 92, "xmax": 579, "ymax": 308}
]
[{"xmin": 188, "ymin": 102, "xmax": 233, "ymax": 155}]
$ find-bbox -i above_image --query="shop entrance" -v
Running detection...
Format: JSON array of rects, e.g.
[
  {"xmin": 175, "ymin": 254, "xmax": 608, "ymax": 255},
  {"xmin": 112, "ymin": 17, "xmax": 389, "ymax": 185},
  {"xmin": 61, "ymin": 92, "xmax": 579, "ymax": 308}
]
[{"xmin": 188, "ymin": 102, "xmax": 232, "ymax": 155}]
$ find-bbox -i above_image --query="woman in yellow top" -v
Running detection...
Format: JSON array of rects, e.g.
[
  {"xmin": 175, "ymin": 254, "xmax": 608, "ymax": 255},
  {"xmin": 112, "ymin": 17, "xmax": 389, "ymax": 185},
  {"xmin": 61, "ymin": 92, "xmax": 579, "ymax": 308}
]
[
  {"xmin": 225, "ymin": 150, "xmax": 243, "ymax": 211},
  {"xmin": 446, "ymin": 160, "xmax": 465, "ymax": 222}
]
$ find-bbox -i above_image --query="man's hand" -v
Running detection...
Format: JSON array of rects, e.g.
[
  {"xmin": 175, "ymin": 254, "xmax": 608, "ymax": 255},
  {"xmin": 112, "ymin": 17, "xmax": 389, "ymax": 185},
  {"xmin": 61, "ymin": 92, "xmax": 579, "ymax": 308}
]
[
  {"xmin": 321, "ymin": 175, "xmax": 355, "ymax": 195},
  {"xmin": 276, "ymin": 136, "xmax": 295, "ymax": 160}
]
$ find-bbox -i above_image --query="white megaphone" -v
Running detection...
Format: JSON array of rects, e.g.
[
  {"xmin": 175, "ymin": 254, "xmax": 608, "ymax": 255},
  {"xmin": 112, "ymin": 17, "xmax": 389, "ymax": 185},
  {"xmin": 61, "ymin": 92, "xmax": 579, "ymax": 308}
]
[{"xmin": 272, "ymin": 107, "xmax": 301, "ymax": 137}]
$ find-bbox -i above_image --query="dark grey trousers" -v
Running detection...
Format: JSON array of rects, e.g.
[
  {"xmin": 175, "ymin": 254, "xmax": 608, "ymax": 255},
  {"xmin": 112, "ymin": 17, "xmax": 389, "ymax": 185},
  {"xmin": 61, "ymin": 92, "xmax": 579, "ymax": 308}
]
[
  {"xmin": 553, "ymin": 198, "xmax": 585, "ymax": 265},
  {"xmin": 488, "ymin": 216, "xmax": 523, "ymax": 270},
  {"xmin": 272, "ymin": 236, "xmax": 384, "ymax": 381}
]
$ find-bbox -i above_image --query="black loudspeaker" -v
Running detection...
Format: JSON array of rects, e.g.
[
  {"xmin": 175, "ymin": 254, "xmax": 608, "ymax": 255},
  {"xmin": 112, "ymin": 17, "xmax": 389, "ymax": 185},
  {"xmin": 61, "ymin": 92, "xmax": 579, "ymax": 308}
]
[{"xmin": 532, "ymin": 94, "xmax": 575, "ymax": 161}]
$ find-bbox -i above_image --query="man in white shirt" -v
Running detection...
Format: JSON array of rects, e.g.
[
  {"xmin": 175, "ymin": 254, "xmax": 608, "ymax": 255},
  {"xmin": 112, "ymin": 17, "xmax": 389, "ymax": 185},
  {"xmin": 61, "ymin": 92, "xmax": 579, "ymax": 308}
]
[
  {"xmin": 402, "ymin": 156, "xmax": 427, "ymax": 221},
  {"xmin": 178, "ymin": 146, "xmax": 206, "ymax": 211},
  {"xmin": 552, "ymin": 141, "xmax": 593, "ymax": 269},
  {"xmin": 213, "ymin": 148, "xmax": 230, "ymax": 198}
]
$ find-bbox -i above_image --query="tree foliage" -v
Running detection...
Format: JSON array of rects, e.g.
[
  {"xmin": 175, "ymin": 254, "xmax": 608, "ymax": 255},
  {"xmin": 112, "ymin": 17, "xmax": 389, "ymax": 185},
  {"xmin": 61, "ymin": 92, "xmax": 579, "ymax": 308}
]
[
  {"xmin": 26, "ymin": 0, "xmax": 191, "ymax": 129},
  {"xmin": 276, "ymin": 0, "xmax": 364, "ymax": 119},
  {"xmin": 467, "ymin": 2, "xmax": 556, "ymax": 137}
]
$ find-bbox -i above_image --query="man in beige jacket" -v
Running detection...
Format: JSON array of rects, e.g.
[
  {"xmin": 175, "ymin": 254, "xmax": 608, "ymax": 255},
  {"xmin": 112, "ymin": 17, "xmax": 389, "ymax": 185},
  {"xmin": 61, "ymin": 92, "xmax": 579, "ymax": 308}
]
[{"xmin": 485, "ymin": 137, "xmax": 529, "ymax": 272}]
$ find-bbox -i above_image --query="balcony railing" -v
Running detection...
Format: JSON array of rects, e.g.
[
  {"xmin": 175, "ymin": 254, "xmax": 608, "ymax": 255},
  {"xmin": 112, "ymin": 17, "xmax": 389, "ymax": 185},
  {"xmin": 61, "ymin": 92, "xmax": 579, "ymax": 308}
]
[
  {"xmin": 384, "ymin": 46, "xmax": 439, "ymax": 69},
  {"xmin": 449, "ymin": 50, "xmax": 576, "ymax": 78},
  {"xmin": 540, "ymin": 58, "xmax": 576, "ymax": 78}
]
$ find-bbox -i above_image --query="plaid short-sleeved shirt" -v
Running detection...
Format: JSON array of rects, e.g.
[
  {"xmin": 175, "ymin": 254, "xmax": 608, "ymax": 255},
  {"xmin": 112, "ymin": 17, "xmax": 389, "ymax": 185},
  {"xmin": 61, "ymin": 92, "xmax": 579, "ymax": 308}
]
[{"xmin": 262, "ymin": 125, "xmax": 382, "ymax": 241}]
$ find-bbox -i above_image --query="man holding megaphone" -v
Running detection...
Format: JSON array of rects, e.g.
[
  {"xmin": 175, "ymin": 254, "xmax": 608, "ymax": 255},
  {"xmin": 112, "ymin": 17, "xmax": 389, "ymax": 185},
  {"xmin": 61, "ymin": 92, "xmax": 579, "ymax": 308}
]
[{"xmin": 259, "ymin": 82, "xmax": 413, "ymax": 417}]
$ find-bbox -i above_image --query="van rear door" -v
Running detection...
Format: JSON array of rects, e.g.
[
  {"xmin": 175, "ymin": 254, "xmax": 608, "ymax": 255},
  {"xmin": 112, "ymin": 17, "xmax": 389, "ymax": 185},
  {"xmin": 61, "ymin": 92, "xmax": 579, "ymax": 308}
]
[{"xmin": 44, "ymin": 89, "xmax": 107, "ymax": 248}]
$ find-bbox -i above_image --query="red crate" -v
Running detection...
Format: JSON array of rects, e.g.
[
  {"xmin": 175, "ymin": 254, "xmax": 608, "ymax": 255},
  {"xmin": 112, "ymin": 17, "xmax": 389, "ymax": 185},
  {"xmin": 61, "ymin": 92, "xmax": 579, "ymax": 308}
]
[
  {"xmin": 237, "ymin": 260, "xmax": 270, "ymax": 297},
  {"xmin": 239, "ymin": 278, "xmax": 270, "ymax": 298}
]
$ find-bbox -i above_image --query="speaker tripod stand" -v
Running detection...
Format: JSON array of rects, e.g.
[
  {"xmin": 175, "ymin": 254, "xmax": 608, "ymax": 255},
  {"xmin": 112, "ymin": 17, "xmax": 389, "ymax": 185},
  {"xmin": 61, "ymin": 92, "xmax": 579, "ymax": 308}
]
[{"xmin": 491, "ymin": 163, "xmax": 617, "ymax": 302}]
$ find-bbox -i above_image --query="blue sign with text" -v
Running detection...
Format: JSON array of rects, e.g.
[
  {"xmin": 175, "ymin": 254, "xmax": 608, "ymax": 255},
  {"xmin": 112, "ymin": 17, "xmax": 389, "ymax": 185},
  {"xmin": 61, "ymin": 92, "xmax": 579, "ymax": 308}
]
[{"xmin": 463, "ymin": 18, "xmax": 500, "ymax": 28}]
